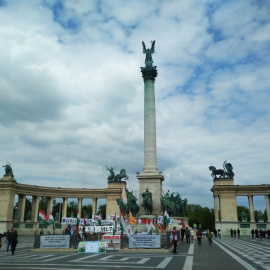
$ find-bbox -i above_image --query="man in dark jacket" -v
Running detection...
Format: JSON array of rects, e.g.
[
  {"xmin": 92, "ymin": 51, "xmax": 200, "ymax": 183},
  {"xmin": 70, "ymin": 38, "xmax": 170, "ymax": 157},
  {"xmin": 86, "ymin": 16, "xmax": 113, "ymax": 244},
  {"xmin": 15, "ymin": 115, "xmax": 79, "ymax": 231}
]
[{"xmin": 5, "ymin": 229, "xmax": 14, "ymax": 254}]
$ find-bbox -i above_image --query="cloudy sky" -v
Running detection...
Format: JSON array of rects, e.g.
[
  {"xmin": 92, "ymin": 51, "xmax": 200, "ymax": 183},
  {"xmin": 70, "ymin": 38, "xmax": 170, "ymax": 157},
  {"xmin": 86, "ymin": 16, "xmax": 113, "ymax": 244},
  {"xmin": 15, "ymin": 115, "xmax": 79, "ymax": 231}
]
[{"xmin": 1, "ymin": 0, "xmax": 269, "ymax": 212}]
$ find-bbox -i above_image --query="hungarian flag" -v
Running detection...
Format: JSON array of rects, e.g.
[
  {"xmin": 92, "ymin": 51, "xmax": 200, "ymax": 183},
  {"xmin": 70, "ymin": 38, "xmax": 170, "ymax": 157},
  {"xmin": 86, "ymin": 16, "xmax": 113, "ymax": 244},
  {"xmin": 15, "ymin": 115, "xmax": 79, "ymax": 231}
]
[
  {"xmin": 98, "ymin": 211, "xmax": 102, "ymax": 226},
  {"xmin": 49, "ymin": 211, "xmax": 55, "ymax": 230},
  {"xmin": 83, "ymin": 211, "xmax": 86, "ymax": 236},
  {"xmin": 113, "ymin": 212, "xmax": 117, "ymax": 236},
  {"xmin": 39, "ymin": 209, "xmax": 50, "ymax": 226},
  {"xmin": 75, "ymin": 209, "xmax": 79, "ymax": 239},
  {"xmin": 120, "ymin": 209, "xmax": 125, "ymax": 232},
  {"xmin": 128, "ymin": 211, "xmax": 136, "ymax": 225},
  {"xmin": 164, "ymin": 207, "xmax": 170, "ymax": 230},
  {"xmin": 178, "ymin": 218, "xmax": 185, "ymax": 227},
  {"xmin": 141, "ymin": 218, "xmax": 147, "ymax": 224}
]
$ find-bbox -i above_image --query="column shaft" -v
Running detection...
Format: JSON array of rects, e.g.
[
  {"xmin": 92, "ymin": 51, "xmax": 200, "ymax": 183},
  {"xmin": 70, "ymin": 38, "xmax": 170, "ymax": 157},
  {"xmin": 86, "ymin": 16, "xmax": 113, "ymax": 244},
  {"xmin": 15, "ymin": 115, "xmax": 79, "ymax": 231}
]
[
  {"xmin": 78, "ymin": 198, "xmax": 82, "ymax": 218},
  {"xmin": 31, "ymin": 196, "xmax": 39, "ymax": 222},
  {"xmin": 214, "ymin": 195, "xmax": 219, "ymax": 222},
  {"xmin": 62, "ymin": 198, "xmax": 68, "ymax": 218},
  {"xmin": 18, "ymin": 194, "xmax": 26, "ymax": 222},
  {"xmin": 265, "ymin": 195, "xmax": 270, "ymax": 222},
  {"xmin": 92, "ymin": 198, "xmax": 97, "ymax": 215},
  {"xmin": 46, "ymin": 197, "xmax": 53, "ymax": 218},
  {"xmin": 248, "ymin": 195, "xmax": 255, "ymax": 222}
]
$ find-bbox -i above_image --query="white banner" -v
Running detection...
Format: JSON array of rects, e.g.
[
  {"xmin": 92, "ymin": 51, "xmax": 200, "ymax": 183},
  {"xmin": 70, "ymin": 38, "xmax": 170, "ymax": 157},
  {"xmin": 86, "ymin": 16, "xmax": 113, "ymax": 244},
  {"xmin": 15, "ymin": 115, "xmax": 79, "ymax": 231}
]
[
  {"xmin": 61, "ymin": 217, "xmax": 113, "ymax": 226},
  {"xmin": 40, "ymin": 235, "xmax": 70, "ymax": 249},
  {"xmin": 78, "ymin": 241, "xmax": 106, "ymax": 253},
  {"xmin": 129, "ymin": 235, "xmax": 161, "ymax": 249},
  {"xmin": 78, "ymin": 225, "xmax": 122, "ymax": 233}
]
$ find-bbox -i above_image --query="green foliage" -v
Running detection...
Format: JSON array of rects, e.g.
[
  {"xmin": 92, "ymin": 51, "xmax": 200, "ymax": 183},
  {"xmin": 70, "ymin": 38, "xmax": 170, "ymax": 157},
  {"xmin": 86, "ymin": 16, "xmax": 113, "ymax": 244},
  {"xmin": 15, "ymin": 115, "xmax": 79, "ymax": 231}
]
[
  {"xmin": 186, "ymin": 204, "xmax": 215, "ymax": 230},
  {"xmin": 67, "ymin": 201, "xmax": 78, "ymax": 218},
  {"xmin": 82, "ymin": 205, "xmax": 93, "ymax": 219},
  {"xmin": 98, "ymin": 204, "xmax": 106, "ymax": 219},
  {"xmin": 39, "ymin": 197, "xmax": 48, "ymax": 214}
]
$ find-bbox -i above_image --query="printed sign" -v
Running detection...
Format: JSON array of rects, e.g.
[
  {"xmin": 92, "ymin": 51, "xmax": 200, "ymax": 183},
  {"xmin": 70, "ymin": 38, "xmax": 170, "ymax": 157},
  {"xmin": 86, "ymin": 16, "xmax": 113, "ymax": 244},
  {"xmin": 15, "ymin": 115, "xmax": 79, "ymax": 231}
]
[
  {"xmin": 78, "ymin": 225, "xmax": 122, "ymax": 233},
  {"xmin": 40, "ymin": 235, "xmax": 70, "ymax": 249},
  {"xmin": 129, "ymin": 235, "xmax": 161, "ymax": 249},
  {"xmin": 78, "ymin": 241, "xmax": 107, "ymax": 253}
]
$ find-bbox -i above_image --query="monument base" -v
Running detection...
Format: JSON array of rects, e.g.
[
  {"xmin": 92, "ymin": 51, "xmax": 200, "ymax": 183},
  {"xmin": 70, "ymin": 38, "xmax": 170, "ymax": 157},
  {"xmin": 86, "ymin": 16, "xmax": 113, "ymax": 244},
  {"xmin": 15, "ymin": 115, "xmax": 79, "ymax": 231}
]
[
  {"xmin": 1, "ymin": 175, "xmax": 17, "ymax": 182},
  {"xmin": 137, "ymin": 173, "xmax": 164, "ymax": 217}
]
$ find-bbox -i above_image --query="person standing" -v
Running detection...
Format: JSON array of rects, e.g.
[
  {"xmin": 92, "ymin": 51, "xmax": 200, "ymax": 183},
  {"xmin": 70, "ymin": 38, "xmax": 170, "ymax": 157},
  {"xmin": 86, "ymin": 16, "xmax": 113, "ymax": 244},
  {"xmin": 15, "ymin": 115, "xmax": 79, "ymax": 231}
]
[
  {"xmin": 0, "ymin": 232, "xmax": 5, "ymax": 249},
  {"xmin": 206, "ymin": 229, "xmax": 212, "ymax": 246},
  {"xmin": 230, "ymin": 228, "xmax": 233, "ymax": 237},
  {"xmin": 237, "ymin": 228, "xmax": 240, "ymax": 238},
  {"xmin": 185, "ymin": 227, "xmax": 191, "ymax": 244},
  {"xmin": 251, "ymin": 229, "xmax": 254, "ymax": 239},
  {"xmin": 191, "ymin": 230, "xmax": 194, "ymax": 243},
  {"xmin": 218, "ymin": 229, "xmax": 221, "ymax": 239},
  {"xmin": 11, "ymin": 230, "xmax": 18, "ymax": 255},
  {"xmin": 171, "ymin": 226, "xmax": 178, "ymax": 254},
  {"xmin": 181, "ymin": 227, "xmax": 185, "ymax": 242},
  {"xmin": 196, "ymin": 229, "xmax": 202, "ymax": 245},
  {"xmin": 5, "ymin": 229, "xmax": 14, "ymax": 254}
]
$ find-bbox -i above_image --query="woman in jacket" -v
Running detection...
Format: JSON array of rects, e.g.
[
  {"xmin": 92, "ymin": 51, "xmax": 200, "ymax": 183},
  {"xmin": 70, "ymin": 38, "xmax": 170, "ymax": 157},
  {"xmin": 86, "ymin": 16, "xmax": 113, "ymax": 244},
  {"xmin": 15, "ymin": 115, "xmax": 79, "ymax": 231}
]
[{"xmin": 171, "ymin": 226, "xmax": 178, "ymax": 254}]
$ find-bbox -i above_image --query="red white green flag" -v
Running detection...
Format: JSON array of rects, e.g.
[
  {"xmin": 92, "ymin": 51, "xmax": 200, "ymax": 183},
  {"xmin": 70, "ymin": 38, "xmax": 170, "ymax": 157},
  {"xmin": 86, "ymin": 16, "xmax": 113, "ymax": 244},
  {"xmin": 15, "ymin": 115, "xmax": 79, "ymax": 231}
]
[
  {"xmin": 49, "ymin": 211, "xmax": 55, "ymax": 230},
  {"xmin": 98, "ymin": 211, "xmax": 102, "ymax": 226},
  {"xmin": 75, "ymin": 209, "xmax": 79, "ymax": 239},
  {"xmin": 164, "ymin": 207, "xmax": 170, "ymax": 230},
  {"xmin": 39, "ymin": 209, "xmax": 50, "ymax": 226},
  {"xmin": 120, "ymin": 209, "xmax": 125, "ymax": 232},
  {"xmin": 113, "ymin": 212, "xmax": 117, "ymax": 236}
]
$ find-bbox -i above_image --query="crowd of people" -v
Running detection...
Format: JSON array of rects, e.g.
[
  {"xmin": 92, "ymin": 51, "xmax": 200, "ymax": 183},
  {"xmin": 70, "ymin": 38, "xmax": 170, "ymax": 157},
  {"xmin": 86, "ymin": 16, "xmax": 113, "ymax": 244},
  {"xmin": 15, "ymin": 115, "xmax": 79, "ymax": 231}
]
[
  {"xmin": 251, "ymin": 228, "xmax": 270, "ymax": 239},
  {"xmin": 0, "ymin": 229, "xmax": 18, "ymax": 255}
]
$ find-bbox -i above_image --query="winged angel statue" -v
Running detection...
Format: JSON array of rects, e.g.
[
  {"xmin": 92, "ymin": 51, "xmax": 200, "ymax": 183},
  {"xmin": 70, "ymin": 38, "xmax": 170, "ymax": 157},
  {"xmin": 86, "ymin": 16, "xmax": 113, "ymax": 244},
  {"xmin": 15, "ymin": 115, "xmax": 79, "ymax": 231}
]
[{"xmin": 142, "ymin": 40, "xmax": 155, "ymax": 66}]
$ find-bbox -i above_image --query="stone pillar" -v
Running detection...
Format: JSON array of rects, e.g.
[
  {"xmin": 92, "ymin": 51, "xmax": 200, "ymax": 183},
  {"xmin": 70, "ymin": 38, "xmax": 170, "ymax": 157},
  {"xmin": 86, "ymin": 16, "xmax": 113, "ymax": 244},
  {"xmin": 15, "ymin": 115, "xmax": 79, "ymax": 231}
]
[
  {"xmin": 46, "ymin": 197, "xmax": 53, "ymax": 218},
  {"xmin": 78, "ymin": 198, "xmax": 82, "ymax": 218},
  {"xmin": 248, "ymin": 195, "xmax": 255, "ymax": 222},
  {"xmin": 92, "ymin": 198, "xmax": 97, "ymax": 215},
  {"xmin": 214, "ymin": 195, "xmax": 219, "ymax": 222},
  {"xmin": 18, "ymin": 194, "xmax": 26, "ymax": 222},
  {"xmin": 62, "ymin": 197, "xmax": 68, "ymax": 218},
  {"xmin": 265, "ymin": 195, "xmax": 270, "ymax": 222},
  {"xmin": 31, "ymin": 196, "xmax": 39, "ymax": 222},
  {"xmin": 137, "ymin": 174, "xmax": 164, "ymax": 217},
  {"xmin": 0, "ymin": 178, "xmax": 16, "ymax": 231},
  {"xmin": 137, "ymin": 45, "xmax": 164, "ymax": 217},
  {"xmin": 106, "ymin": 181, "xmax": 126, "ymax": 218}
]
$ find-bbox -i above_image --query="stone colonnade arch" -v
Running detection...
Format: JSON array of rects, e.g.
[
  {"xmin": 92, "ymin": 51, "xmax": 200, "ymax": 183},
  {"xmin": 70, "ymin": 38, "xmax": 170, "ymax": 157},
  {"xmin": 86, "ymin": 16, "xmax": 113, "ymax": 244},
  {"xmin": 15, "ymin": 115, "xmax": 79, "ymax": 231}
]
[
  {"xmin": 0, "ymin": 175, "xmax": 126, "ymax": 235},
  {"xmin": 211, "ymin": 178, "xmax": 270, "ymax": 235}
]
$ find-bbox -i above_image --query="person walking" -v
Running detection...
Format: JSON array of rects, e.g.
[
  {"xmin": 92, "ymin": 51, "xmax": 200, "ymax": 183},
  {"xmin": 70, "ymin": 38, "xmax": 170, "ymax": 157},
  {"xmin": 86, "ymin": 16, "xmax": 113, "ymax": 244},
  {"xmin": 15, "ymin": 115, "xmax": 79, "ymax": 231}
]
[
  {"xmin": 181, "ymin": 227, "xmax": 185, "ymax": 242},
  {"xmin": 5, "ymin": 229, "xmax": 14, "ymax": 254},
  {"xmin": 251, "ymin": 229, "xmax": 254, "ymax": 239},
  {"xmin": 218, "ymin": 229, "xmax": 221, "ymax": 239},
  {"xmin": 191, "ymin": 230, "xmax": 194, "ymax": 243},
  {"xmin": 171, "ymin": 226, "xmax": 178, "ymax": 254},
  {"xmin": 11, "ymin": 230, "xmax": 18, "ymax": 255},
  {"xmin": 196, "ymin": 229, "xmax": 202, "ymax": 245},
  {"xmin": 206, "ymin": 229, "xmax": 212, "ymax": 246},
  {"xmin": 185, "ymin": 227, "xmax": 191, "ymax": 244},
  {"xmin": 237, "ymin": 228, "xmax": 240, "ymax": 238}
]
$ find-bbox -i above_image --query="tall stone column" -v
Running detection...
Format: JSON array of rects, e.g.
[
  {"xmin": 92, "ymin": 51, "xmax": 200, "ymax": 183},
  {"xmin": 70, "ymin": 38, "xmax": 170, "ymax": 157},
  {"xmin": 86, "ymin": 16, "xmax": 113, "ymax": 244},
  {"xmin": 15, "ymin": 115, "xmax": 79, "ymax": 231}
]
[
  {"xmin": 92, "ymin": 198, "xmax": 97, "ymax": 215},
  {"xmin": 214, "ymin": 195, "xmax": 219, "ymax": 222},
  {"xmin": 18, "ymin": 194, "xmax": 26, "ymax": 222},
  {"xmin": 62, "ymin": 197, "xmax": 68, "ymax": 218},
  {"xmin": 31, "ymin": 195, "xmax": 39, "ymax": 222},
  {"xmin": 265, "ymin": 195, "xmax": 270, "ymax": 222},
  {"xmin": 78, "ymin": 198, "xmax": 82, "ymax": 218},
  {"xmin": 137, "ymin": 41, "xmax": 164, "ymax": 217},
  {"xmin": 46, "ymin": 197, "xmax": 53, "ymax": 218},
  {"xmin": 248, "ymin": 195, "xmax": 255, "ymax": 222}
]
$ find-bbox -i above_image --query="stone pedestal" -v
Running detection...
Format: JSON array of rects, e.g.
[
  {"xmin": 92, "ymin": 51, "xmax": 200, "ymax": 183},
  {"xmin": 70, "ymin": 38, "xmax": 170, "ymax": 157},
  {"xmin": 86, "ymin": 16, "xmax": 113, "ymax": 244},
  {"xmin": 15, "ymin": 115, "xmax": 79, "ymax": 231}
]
[
  {"xmin": 106, "ymin": 181, "xmax": 127, "ymax": 219},
  {"xmin": 137, "ymin": 174, "xmax": 164, "ymax": 217},
  {"xmin": 0, "ymin": 176, "xmax": 17, "ymax": 232}
]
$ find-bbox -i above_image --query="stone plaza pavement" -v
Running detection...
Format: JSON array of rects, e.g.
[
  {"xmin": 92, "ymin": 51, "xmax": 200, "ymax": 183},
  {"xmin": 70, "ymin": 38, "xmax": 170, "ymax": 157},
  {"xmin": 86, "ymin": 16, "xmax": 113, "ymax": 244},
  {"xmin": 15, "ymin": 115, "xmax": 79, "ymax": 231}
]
[{"xmin": 0, "ymin": 236, "xmax": 269, "ymax": 269}]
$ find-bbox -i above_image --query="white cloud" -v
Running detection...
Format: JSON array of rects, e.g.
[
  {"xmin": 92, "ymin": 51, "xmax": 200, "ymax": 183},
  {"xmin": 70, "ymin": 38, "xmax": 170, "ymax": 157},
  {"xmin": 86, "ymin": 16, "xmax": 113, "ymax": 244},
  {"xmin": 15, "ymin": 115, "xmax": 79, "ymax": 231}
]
[{"xmin": 0, "ymin": 0, "xmax": 269, "ymax": 212}]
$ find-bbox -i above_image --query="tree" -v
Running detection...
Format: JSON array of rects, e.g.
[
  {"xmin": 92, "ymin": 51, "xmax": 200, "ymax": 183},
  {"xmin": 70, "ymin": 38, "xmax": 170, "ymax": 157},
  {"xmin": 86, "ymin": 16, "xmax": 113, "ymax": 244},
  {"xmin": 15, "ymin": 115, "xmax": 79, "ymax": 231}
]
[
  {"xmin": 186, "ymin": 204, "xmax": 215, "ymax": 230},
  {"xmin": 98, "ymin": 204, "xmax": 106, "ymax": 219},
  {"xmin": 82, "ymin": 205, "xmax": 92, "ymax": 219},
  {"xmin": 67, "ymin": 201, "xmax": 78, "ymax": 217}
]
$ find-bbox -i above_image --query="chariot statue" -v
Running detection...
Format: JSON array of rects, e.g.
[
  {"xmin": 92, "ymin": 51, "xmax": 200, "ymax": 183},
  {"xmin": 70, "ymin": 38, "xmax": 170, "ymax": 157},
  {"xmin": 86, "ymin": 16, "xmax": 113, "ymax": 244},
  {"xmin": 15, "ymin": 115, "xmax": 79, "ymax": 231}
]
[
  {"xmin": 209, "ymin": 161, "xmax": 235, "ymax": 179},
  {"xmin": 106, "ymin": 166, "xmax": 129, "ymax": 182}
]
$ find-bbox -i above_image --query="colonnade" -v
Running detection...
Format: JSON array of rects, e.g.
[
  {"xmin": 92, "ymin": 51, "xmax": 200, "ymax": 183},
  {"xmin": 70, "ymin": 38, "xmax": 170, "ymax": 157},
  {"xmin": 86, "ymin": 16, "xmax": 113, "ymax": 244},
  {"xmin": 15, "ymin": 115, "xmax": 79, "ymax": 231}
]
[
  {"xmin": 0, "ymin": 175, "xmax": 126, "ymax": 233},
  {"xmin": 211, "ymin": 178, "xmax": 270, "ymax": 233}
]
